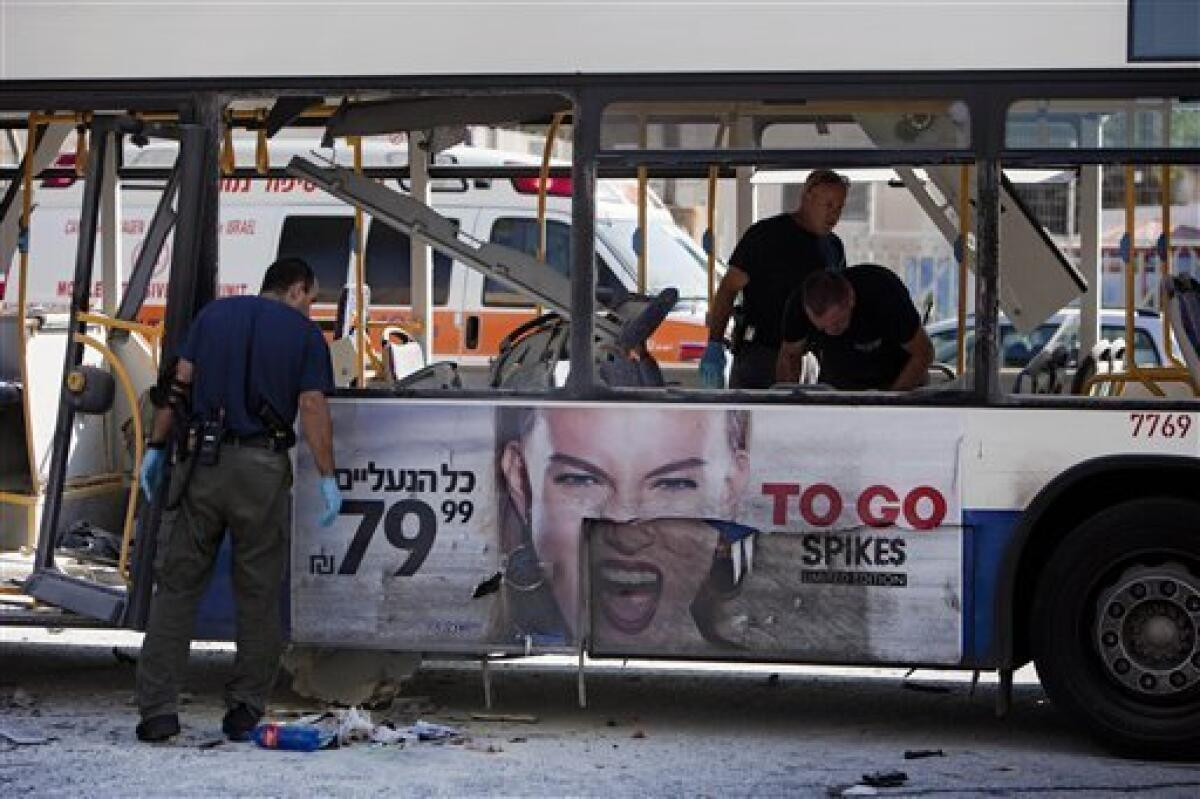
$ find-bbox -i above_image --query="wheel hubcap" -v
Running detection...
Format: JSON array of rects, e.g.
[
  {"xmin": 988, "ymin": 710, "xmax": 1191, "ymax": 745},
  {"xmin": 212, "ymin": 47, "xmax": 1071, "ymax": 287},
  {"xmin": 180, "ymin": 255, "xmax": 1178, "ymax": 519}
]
[{"xmin": 1095, "ymin": 564, "xmax": 1200, "ymax": 697}]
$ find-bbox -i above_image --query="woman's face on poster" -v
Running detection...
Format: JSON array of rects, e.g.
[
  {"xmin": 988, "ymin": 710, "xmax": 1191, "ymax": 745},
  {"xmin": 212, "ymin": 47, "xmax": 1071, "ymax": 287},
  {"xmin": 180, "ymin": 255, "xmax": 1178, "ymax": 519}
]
[{"xmin": 501, "ymin": 408, "xmax": 748, "ymax": 634}]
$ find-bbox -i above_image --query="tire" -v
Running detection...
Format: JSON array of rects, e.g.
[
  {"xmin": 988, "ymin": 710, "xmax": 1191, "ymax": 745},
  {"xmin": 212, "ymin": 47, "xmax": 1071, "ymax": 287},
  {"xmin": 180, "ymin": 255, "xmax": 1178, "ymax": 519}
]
[{"xmin": 1030, "ymin": 497, "xmax": 1200, "ymax": 759}]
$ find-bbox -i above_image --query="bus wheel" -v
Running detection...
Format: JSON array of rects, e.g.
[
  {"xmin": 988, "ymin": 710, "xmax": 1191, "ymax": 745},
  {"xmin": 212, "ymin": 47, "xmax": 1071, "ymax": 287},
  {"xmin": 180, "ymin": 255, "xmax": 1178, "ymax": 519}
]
[{"xmin": 1031, "ymin": 497, "xmax": 1200, "ymax": 759}]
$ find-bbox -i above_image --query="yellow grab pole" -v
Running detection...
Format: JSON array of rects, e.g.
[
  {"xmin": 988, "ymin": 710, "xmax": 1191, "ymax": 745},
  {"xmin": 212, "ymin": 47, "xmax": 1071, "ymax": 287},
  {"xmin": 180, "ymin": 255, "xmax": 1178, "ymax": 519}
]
[
  {"xmin": 1161, "ymin": 165, "xmax": 1179, "ymax": 364},
  {"xmin": 957, "ymin": 165, "xmax": 971, "ymax": 377},
  {"xmin": 352, "ymin": 136, "xmax": 366, "ymax": 386},
  {"xmin": 1125, "ymin": 165, "xmax": 1137, "ymax": 381},
  {"xmin": 535, "ymin": 112, "xmax": 565, "ymax": 317},
  {"xmin": 220, "ymin": 115, "xmax": 235, "ymax": 176},
  {"xmin": 707, "ymin": 165, "xmax": 718, "ymax": 305},
  {"xmin": 636, "ymin": 167, "xmax": 648, "ymax": 293},
  {"xmin": 537, "ymin": 112, "xmax": 565, "ymax": 266},
  {"xmin": 255, "ymin": 112, "xmax": 269, "ymax": 175},
  {"xmin": 73, "ymin": 332, "xmax": 142, "ymax": 584},
  {"xmin": 19, "ymin": 116, "xmax": 39, "ymax": 496},
  {"xmin": 73, "ymin": 115, "xmax": 88, "ymax": 176}
]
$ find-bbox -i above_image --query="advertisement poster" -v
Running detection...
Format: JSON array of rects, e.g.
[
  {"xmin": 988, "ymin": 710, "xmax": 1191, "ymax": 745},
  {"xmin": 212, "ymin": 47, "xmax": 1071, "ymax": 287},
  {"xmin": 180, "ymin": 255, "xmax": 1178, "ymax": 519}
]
[{"xmin": 293, "ymin": 400, "xmax": 964, "ymax": 664}]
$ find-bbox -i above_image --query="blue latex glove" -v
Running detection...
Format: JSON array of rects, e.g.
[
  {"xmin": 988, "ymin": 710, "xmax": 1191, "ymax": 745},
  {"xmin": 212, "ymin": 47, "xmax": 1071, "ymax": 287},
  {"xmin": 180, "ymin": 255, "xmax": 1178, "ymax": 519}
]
[
  {"xmin": 318, "ymin": 476, "xmax": 342, "ymax": 527},
  {"xmin": 140, "ymin": 448, "xmax": 166, "ymax": 499},
  {"xmin": 699, "ymin": 340, "xmax": 727, "ymax": 388}
]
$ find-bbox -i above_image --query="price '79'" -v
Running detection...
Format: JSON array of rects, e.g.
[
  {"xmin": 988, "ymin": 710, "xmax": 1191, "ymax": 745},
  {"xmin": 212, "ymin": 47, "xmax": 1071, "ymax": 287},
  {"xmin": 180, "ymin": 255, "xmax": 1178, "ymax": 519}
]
[
  {"xmin": 333, "ymin": 498, "xmax": 470, "ymax": 577},
  {"xmin": 1129, "ymin": 412, "xmax": 1192, "ymax": 439}
]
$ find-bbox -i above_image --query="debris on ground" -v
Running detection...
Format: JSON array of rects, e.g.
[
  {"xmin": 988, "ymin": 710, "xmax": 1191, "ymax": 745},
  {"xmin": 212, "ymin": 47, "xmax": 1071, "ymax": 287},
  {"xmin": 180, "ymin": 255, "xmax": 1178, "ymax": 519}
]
[
  {"xmin": 264, "ymin": 706, "xmax": 463, "ymax": 749},
  {"xmin": 282, "ymin": 647, "xmax": 419, "ymax": 707},
  {"xmin": 469, "ymin": 712, "xmax": 538, "ymax": 723},
  {"xmin": 0, "ymin": 724, "xmax": 53, "ymax": 746},
  {"xmin": 861, "ymin": 770, "xmax": 908, "ymax": 788},
  {"xmin": 631, "ymin": 729, "xmax": 646, "ymax": 739},
  {"xmin": 765, "ymin": 673, "xmax": 780, "ymax": 687},
  {"xmin": 903, "ymin": 748, "xmax": 944, "ymax": 759}
]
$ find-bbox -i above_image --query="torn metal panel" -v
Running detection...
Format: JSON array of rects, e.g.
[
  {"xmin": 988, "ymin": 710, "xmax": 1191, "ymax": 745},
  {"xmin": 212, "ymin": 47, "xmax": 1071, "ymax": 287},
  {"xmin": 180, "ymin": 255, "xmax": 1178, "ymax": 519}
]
[{"xmin": 323, "ymin": 94, "xmax": 570, "ymax": 139}]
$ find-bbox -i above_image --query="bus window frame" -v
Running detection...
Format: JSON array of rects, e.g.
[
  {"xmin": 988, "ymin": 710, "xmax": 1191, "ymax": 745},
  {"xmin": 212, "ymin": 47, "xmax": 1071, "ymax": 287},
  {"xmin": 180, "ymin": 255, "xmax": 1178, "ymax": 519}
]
[{"xmin": 577, "ymin": 80, "xmax": 997, "ymax": 405}]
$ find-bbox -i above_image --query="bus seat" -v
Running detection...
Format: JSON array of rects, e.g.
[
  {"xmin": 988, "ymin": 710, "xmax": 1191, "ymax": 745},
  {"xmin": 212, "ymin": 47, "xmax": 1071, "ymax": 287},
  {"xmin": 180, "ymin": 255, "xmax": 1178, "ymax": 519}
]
[
  {"xmin": 926, "ymin": 363, "xmax": 956, "ymax": 386},
  {"xmin": 489, "ymin": 313, "xmax": 569, "ymax": 390},
  {"xmin": 1165, "ymin": 275, "xmax": 1200, "ymax": 383},
  {"xmin": 393, "ymin": 361, "xmax": 461, "ymax": 390},
  {"xmin": 328, "ymin": 336, "xmax": 360, "ymax": 388},
  {"xmin": 1014, "ymin": 344, "xmax": 1070, "ymax": 394},
  {"xmin": 381, "ymin": 337, "xmax": 426, "ymax": 382},
  {"xmin": 1070, "ymin": 354, "xmax": 1098, "ymax": 395}
]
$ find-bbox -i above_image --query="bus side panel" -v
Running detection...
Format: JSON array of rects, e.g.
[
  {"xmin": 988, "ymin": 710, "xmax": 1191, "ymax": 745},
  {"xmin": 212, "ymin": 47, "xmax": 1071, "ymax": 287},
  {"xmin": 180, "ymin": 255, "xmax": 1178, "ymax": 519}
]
[
  {"xmin": 963, "ymin": 509, "xmax": 1020, "ymax": 665},
  {"xmin": 290, "ymin": 399, "xmax": 967, "ymax": 663}
]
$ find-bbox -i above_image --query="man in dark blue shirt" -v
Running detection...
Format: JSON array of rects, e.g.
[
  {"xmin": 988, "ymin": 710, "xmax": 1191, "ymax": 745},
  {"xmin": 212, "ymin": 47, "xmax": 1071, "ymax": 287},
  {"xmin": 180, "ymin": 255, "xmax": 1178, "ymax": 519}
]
[{"xmin": 134, "ymin": 257, "xmax": 340, "ymax": 743}]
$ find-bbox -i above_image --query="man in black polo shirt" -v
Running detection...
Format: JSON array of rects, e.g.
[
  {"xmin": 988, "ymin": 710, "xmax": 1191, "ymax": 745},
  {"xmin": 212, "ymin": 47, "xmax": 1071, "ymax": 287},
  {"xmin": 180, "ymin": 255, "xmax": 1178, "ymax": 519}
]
[
  {"xmin": 135, "ymin": 257, "xmax": 341, "ymax": 743},
  {"xmin": 777, "ymin": 264, "xmax": 934, "ymax": 391},
  {"xmin": 699, "ymin": 169, "xmax": 848, "ymax": 389}
]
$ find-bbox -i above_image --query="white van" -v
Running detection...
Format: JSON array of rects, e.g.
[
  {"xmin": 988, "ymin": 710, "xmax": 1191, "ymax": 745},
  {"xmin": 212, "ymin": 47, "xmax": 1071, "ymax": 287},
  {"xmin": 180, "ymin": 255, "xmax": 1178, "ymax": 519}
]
[{"xmin": 7, "ymin": 137, "xmax": 716, "ymax": 376}]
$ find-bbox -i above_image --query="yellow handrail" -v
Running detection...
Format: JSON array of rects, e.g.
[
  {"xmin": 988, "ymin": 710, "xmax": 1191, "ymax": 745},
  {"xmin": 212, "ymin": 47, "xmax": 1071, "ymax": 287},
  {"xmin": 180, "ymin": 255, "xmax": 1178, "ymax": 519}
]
[
  {"xmin": 1082, "ymin": 365, "xmax": 1198, "ymax": 398},
  {"xmin": 73, "ymin": 332, "xmax": 143, "ymax": 584},
  {"xmin": 351, "ymin": 135, "xmax": 366, "ymax": 387},
  {"xmin": 19, "ymin": 115, "xmax": 40, "ymax": 497}
]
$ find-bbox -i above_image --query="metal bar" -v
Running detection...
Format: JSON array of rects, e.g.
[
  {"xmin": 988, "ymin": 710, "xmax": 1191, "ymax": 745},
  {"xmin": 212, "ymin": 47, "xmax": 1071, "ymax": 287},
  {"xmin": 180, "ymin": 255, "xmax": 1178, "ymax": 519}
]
[
  {"xmin": 707, "ymin": 165, "xmax": 718, "ymax": 305},
  {"xmin": 1001, "ymin": 149, "xmax": 1200, "ymax": 166},
  {"xmin": 598, "ymin": 147, "xmax": 970, "ymax": 168},
  {"xmin": 1161, "ymin": 165, "xmax": 1178, "ymax": 364},
  {"xmin": 126, "ymin": 112, "xmax": 213, "ymax": 630},
  {"xmin": 353, "ymin": 136, "xmax": 367, "ymax": 387},
  {"xmin": 409, "ymin": 131, "xmax": 434, "ymax": 358},
  {"xmin": 323, "ymin": 94, "xmax": 570, "ymax": 139},
  {"xmin": 34, "ymin": 120, "xmax": 111, "ymax": 572},
  {"xmin": 116, "ymin": 165, "xmax": 180, "ymax": 322},
  {"xmin": 193, "ymin": 97, "xmax": 222, "ymax": 318},
  {"xmin": 289, "ymin": 158, "xmax": 617, "ymax": 337},
  {"xmin": 973, "ymin": 158, "xmax": 1001, "ymax": 400},
  {"xmin": 636, "ymin": 114, "xmax": 648, "ymax": 293},
  {"xmin": 1, "ymin": 163, "xmax": 772, "ymax": 181},
  {"xmin": 100, "ymin": 131, "xmax": 122, "ymax": 318},
  {"xmin": 157, "ymin": 125, "xmax": 210, "ymax": 361},
  {"xmin": 15, "ymin": 117, "xmax": 42, "ymax": 498},
  {"xmin": 1125, "ymin": 165, "xmax": 1137, "ymax": 383},
  {"xmin": 956, "ymin": 165, "xmax": 970, "ymax": 377},
  {"xmin": 538, "ymin": 112, "xmax": 566, "ymax": 268},
  {"xmin": 568, "ymin": 90, "xmax": 601, "ymax": 394}
]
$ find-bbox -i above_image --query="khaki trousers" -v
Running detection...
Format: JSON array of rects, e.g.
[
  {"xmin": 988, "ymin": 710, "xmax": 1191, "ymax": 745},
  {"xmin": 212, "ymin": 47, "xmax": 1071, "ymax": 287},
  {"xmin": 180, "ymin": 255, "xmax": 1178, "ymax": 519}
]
[{"xmin": 136, "ymin": 443, "xmax": 292, "ymax": 719}]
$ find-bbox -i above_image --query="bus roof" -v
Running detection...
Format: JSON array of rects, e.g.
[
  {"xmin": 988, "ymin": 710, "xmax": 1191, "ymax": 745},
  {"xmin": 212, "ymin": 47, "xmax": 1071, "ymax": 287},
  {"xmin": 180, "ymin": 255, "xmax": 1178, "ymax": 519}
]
[{"xmin": 2, "ymin": 2, "xmax": 1193, "ymax": 82}]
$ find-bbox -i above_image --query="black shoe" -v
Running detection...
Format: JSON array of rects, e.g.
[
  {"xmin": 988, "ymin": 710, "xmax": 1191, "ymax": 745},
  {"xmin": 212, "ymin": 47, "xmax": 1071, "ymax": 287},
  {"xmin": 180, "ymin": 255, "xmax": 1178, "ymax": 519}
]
[
  {"xmin": 222, "ymin": 704, "xmax": 260, "ymax": 741},
  {"xmin": 136, "ymin": 713, "xmax": 180, "ymax": 742}
]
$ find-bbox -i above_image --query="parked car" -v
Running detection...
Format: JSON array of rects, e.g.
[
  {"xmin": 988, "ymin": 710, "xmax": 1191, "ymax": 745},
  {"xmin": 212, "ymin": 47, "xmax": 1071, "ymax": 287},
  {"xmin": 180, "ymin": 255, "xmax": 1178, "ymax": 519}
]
[{"xmin": 926, "ymin": 308, "xmax": 1167, "ymax": 391}]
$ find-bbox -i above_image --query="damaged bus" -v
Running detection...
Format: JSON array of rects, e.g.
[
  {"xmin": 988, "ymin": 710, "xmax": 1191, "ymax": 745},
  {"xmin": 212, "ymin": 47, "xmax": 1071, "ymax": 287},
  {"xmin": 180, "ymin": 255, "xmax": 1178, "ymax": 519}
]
[{"xmin": 1, "ymin": 0, "xmax": 1198, "ymax": 760}]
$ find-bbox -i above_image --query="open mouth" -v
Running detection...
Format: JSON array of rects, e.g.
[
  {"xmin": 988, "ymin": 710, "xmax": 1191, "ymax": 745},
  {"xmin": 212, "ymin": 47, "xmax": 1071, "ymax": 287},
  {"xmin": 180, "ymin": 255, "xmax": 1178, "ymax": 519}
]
[{"xmin": 597, "ymin": 559, "xmax": 663, "ymax": 635}]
